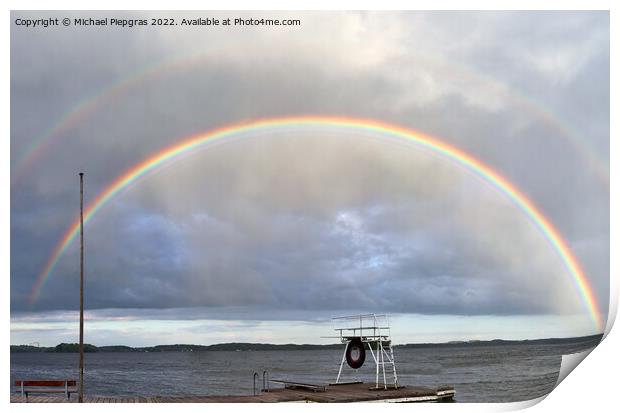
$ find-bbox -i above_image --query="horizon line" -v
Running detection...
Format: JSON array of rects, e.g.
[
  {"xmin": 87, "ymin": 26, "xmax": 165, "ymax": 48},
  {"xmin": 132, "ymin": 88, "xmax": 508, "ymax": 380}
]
[{"xmin": 11, "ymin": 333, "xmax": 603, "ymax": 349}]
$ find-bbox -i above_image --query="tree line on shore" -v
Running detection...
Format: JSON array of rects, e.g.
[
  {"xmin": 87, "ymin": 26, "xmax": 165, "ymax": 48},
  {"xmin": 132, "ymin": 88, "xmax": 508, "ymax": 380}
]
[{"xmin": 10, "ymin": 334, "xmax": 602, "ymax": 353}]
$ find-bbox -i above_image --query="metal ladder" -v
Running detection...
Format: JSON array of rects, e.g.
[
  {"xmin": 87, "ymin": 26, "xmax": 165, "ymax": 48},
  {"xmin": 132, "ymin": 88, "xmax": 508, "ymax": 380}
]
[
  {"xmin": 368, "ymin": 336, "xmax": 399, "ymax": 389},
  {"xmin": 367, "ymin": 314, "xmax": 399, "ymax": 389},
  {"xmin": 252, "ymin": 370, "xmax": 270, "ymax": 395}
]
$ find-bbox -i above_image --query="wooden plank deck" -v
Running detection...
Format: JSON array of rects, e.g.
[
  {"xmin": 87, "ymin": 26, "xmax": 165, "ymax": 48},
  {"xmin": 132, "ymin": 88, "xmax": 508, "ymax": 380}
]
[{"xmin": 10, "ymin": 382, "xmax": 455, "ymax": 403}]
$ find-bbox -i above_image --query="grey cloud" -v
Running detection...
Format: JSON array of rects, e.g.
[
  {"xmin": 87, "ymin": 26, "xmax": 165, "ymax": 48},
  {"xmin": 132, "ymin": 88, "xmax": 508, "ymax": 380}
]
[{"xmin": 11, "ymin": 11, "xmax": 609, "ymax": 325}]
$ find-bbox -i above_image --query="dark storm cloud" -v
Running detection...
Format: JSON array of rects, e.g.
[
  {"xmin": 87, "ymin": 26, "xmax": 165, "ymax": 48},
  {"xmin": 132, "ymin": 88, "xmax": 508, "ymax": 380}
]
[{"xmin": 11, "ymin": 11, "xmax": 609, "ymax": 322}]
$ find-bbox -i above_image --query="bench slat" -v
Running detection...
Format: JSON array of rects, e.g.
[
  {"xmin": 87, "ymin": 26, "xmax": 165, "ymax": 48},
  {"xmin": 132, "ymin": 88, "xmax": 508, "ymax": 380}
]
[{"xmin": 15, "ymin": 380, "xmax": 77, "ymax": 387}]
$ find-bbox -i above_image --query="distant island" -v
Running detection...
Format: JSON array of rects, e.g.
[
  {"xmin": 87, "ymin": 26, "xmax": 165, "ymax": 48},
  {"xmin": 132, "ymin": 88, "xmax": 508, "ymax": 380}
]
[
  {"xmin": 10, "ymin": 334, "xmax": 602, "ymax": 353},
  {"xmin": 10, "ymin": 342, "xmax": 342, "ymax": 353}
]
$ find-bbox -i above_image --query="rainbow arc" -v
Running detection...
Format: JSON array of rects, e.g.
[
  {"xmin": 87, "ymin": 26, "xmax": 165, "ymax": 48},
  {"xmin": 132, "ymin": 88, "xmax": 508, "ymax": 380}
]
[{"xmin": 29, "ymin": 116, "xmax": 604, "ymax": 331}]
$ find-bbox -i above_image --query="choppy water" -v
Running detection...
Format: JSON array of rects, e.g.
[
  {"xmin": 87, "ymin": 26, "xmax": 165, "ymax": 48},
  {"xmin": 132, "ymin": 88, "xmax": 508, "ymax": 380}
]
[{"xmin": 10, "ymin": 337, "xmax": 599, "ymax": 402}]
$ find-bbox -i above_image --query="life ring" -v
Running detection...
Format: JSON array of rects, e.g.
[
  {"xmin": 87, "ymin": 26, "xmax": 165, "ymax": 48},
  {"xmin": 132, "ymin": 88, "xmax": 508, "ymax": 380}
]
[{"xmin": 345, "ymin": 338, "xmax": 366, "ymax": 369}]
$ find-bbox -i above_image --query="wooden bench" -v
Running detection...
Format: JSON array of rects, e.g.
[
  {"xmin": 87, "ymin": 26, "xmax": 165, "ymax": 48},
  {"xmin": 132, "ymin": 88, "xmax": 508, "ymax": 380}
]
[{"xmin": 15, "ymin": 380, "xmax": 77, "ymax": 400}]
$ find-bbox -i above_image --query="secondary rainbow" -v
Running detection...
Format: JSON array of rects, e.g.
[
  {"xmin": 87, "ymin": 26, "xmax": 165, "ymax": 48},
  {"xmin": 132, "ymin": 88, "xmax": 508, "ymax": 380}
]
[
  {"xmin": 29, "ymin": 116, "xmax": 605, "ymax": 331},
  {"xmin": 12, "ymin": 52, "xmax": 609, "ymax": 188}
]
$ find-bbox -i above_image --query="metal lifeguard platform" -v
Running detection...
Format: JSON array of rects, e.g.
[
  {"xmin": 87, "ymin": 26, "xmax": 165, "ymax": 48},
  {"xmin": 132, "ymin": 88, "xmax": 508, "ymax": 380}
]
[{"xmin": 331, "ymin": 314, "xmax": 399, "ymax": 389}]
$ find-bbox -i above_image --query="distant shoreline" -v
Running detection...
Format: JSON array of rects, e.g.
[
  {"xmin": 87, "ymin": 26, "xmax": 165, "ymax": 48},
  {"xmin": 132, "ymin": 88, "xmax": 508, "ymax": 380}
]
[{"xmin": 10, "ymin": 334, "xmax": 602, "ymax": 353}]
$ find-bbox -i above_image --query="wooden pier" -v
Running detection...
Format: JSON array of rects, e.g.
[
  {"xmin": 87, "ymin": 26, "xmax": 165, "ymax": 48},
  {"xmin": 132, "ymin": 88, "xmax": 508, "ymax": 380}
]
[{"xmin": 11, "ymin": 381, "xmax": 455, "ymax": 403}]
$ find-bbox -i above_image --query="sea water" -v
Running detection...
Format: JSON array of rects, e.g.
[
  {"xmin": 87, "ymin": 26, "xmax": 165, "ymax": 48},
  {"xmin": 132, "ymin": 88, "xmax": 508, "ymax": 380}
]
[{"xmin": 10, "ymin": 336, "xmax": 599, "ymax": 402}]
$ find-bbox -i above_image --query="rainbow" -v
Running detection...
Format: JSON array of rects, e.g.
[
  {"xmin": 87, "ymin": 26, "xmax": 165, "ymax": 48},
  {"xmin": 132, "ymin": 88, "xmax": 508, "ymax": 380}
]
[
  {"xmin": 29, "ymin": 116, "xmax": 605, "ymax": 331},
  {"xmin": 12, "ymin": 52, "xmax": 610, "ymax": 188}
]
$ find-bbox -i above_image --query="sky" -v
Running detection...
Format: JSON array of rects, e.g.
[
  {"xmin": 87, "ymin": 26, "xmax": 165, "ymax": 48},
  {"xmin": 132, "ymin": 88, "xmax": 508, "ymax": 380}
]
[{"xmin": 10, "ymin": 10, "xmax": 609, "ymax": 346}]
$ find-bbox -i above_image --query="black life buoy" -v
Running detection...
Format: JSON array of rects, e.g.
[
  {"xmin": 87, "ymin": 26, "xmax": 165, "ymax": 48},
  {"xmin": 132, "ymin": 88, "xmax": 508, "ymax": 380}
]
[{"xmin": 345, "ymin": 338, "xmax": 366, "ymax": 369}]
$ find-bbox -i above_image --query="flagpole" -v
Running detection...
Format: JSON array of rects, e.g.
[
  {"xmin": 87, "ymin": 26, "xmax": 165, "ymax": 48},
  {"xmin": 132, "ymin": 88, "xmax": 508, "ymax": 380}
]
[{"xmin": 79, "ymin": 172, "xmax": 85, "ymax": 403}]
